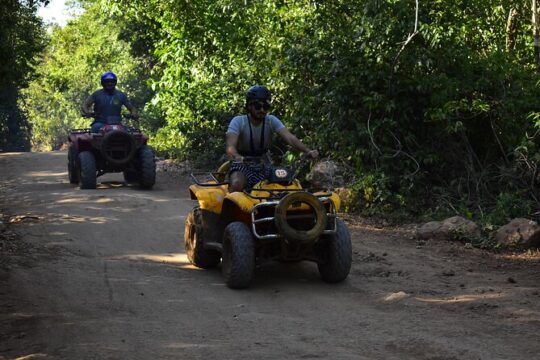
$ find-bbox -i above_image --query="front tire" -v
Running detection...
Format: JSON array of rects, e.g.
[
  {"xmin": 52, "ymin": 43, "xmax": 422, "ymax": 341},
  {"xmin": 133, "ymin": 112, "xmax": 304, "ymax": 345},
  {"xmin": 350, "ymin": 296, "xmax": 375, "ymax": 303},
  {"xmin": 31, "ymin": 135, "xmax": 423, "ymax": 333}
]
[
  {"xmin": 123, "ymin": 170, "xmax": 139, "ymax": 184},
  {"xmin": 68, "ymin": 144, "xmax": 80, "ymax": 184},
  {"xmin": 317, "ymin": 218, "xmax": 352, "ymax": 283},
  {"xmin": 184, "ymin": 207, "xmax": 221, "ymax": 269},
  {"xmin": 79, "ymin": 151, "xmax": 96, "ymax": 189},
  {"xmin": 222, "ymin": 222, "xmax": 255, "ymax": 289},
  {"xmin": 139, "ymin": 145, "xmax": 156, "ymax": 189}
]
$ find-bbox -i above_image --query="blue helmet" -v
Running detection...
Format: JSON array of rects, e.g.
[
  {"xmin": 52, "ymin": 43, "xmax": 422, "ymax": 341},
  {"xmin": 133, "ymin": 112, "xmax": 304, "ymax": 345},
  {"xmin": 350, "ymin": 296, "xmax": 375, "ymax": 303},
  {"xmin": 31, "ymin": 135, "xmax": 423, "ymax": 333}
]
[{"xmin": 100, "ymin": 72, "xmax": 117, "ymax": 85}]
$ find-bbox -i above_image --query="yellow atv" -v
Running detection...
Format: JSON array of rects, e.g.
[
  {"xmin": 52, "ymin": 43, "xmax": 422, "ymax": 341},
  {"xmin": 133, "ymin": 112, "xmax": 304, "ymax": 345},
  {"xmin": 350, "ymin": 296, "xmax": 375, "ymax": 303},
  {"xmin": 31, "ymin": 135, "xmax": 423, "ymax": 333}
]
[{"xmin": 184, "ymin": 157, "xmax": 352, "ymax": 289}]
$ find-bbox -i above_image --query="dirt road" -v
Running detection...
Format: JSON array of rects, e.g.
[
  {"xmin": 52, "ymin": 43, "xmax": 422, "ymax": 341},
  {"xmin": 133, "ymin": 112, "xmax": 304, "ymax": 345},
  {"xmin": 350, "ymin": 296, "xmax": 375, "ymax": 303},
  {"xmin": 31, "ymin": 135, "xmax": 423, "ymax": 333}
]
[{"xmin": 0, "ymin": 151, "xmax": 539, "ymax": 360}]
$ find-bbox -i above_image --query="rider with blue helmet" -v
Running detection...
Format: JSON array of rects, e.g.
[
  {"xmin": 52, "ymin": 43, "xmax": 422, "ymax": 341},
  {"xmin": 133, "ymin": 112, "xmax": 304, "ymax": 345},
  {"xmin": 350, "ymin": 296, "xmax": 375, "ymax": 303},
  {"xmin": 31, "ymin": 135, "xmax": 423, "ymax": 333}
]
[{"xmin": 82, "ymin": 72, "xmax": 139, "ymax": 132}]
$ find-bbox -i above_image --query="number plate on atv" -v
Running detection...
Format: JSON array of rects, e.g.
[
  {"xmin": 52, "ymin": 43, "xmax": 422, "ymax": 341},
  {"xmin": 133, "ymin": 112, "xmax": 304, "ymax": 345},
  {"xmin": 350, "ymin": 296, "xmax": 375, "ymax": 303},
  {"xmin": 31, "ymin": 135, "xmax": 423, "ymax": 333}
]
[{"xmin": 268, "ymin": 166, "xmax": 293, "ymax": 183}]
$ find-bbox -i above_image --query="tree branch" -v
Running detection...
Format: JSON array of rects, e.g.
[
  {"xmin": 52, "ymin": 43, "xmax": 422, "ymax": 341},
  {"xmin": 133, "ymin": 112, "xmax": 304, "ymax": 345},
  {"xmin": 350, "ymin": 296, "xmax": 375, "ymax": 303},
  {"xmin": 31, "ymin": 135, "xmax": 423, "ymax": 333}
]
[{"xmin": 393, "ymin": 0, "xmax": 420, "ymax": 69}]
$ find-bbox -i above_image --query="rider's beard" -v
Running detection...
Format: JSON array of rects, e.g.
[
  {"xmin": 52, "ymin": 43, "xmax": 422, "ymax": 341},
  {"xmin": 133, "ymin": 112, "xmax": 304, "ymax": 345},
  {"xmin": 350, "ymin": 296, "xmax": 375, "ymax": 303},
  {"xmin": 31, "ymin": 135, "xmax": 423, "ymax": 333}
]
[{"xmin": 249, "ymin": 109, "xmax": 267, "ymax": 122}]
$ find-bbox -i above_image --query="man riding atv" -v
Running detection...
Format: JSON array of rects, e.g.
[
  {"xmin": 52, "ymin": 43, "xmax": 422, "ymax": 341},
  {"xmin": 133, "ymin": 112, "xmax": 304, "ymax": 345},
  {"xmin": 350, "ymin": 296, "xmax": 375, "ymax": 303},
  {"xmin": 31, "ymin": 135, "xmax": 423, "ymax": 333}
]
[
  {"xmin": 68, "ymin": 71, "xmax": 155, "ymax": 190},
  {"xmin": 226, "ymin": 85, "xmax": 319, "ymax": 192},
  {"xmin": 185, "ymin": 85, "xmax": 351, "ymax": 288},
  {"xmin": 81, "ymin": 72, "xmax": 139, "ymax": 132}
]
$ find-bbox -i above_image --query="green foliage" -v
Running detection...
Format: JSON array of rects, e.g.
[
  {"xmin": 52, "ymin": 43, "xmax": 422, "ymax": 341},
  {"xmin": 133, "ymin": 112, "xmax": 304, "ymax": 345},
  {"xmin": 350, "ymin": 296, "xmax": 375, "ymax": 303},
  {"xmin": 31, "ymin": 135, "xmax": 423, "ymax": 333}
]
[
  {"xmin": 25, "ymin": 0, "xmax": 540, "ymax": 222},
  {"xmin": 485, "ymin": 192, "xmax": 534, "ymax": 226},
  {"xmin": 23, "ymin": 1, "xmax": 158, "ymax": 150},
  {"xmin": 344, "ymin": 171, "xmax": 408, "ymax": 218},
  {"xmin": 466, "ymin": 224, "xmax": 502, "ymax": 250},
  {"xmin": 0, "ymin": 0, "xmax": 47, "ymax": 151}
]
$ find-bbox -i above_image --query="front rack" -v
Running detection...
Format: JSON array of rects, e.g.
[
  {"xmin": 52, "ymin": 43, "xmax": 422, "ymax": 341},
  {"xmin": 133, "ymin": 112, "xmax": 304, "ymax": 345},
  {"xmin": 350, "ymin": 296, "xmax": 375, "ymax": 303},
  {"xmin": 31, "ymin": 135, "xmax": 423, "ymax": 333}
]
[
  {"xmin": 69, "ymin": 127, "xmax": 142, "ymax": 135},
  {"xmin": 126, "ymin": 127, "xmax": 142, "ymax": 133},
  {"xmin": 190, "ymin": 172, "xmax": 228, "ymax": 186},
  {"xmin": 243, "ymin": 187, "xmax": 333, "ymax": 201},
  {"xmin": 69, "ymin": 128, "xmax": 92, "ymax": 134}
]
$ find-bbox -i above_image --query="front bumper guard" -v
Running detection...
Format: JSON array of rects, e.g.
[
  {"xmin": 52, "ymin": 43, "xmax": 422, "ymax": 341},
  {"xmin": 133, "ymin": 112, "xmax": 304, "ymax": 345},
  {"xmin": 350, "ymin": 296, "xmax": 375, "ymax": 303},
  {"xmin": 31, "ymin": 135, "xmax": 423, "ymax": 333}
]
[{"xmin": 250, "ymin": 196, "xmax": 337, "ymax": 240}]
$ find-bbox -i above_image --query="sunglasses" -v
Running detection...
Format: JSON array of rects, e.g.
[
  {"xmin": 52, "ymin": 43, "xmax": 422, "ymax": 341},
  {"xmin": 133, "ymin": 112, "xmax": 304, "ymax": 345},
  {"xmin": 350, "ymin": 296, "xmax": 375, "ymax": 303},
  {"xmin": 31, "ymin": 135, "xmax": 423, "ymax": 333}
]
[{"xmin": 250, "ymin": 101, "xmax": 271, "ymax": 111}]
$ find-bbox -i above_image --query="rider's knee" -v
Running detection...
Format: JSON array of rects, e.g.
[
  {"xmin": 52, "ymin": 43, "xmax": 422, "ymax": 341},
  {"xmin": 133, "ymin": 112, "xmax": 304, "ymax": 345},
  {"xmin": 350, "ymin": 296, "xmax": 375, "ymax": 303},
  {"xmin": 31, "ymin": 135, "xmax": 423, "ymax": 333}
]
[
  {"xmin": 91, "ymin": 122, "xmax": 104, "ymax": 133},
  {"xmin": 229, "ymin": 172, "xmax": 246, "ymax": 192}
]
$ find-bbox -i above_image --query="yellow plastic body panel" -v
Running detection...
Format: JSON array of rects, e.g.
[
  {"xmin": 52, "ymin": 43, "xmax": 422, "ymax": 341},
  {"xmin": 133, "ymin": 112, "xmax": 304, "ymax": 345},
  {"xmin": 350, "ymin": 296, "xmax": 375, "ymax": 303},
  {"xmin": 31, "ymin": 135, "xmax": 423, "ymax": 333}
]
[
  {"xmin": 224, "ymin": 192, "xmax": 261, "ymax": 213},
  {"xmin": 189, "ymin": 183, "xmax": 228, "ymax": 214},
  {"xmin": 190, "ymin": 179, "xmax": 341, "ymax": 214},
  {"xmin": 250, "ymin": 179, "xmax": 302, "ymax": 197},
  {"xmin": 316, "ymin": 191, "xmax": 341, "ymax": 212},
  {"xmin": 222, "ymin": 180, "xmax": 302, "ymax": 212}
]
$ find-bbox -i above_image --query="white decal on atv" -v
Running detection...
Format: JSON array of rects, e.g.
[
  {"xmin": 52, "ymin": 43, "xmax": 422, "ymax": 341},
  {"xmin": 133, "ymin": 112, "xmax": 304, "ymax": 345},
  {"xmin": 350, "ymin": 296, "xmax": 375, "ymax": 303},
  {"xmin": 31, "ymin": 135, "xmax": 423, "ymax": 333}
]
[{"xmin": 275, "ymin": 169, "xmax": 288, "ymax": 178}]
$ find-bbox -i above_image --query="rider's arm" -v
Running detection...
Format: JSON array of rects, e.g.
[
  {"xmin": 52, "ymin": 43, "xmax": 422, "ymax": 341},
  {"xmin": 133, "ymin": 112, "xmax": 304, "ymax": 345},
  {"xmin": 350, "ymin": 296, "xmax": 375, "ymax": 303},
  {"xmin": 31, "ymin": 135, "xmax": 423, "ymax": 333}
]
[
  {"xmin": 277, "ymin": 128, "xmax": 319, "ymax": 159},
  {"xmin": 81, "ymin": 95, "xmax": 94, "ymax": 115},
  {"xmin": 123, "ymin": 95, "xmax": 139, "ymax": 119},
  {"xmin": 225, "ymin": 133, "xmax": 243, "ymax": 160}
]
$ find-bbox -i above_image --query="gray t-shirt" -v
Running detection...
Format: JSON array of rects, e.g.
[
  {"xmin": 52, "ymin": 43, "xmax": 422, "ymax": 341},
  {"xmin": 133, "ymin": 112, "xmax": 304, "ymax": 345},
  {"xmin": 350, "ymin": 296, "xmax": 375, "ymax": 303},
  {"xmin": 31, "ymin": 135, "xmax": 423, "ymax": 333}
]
[
  {"xmin": 227, "ymin": 114, "xmax": 285, "ymax": 155},
  {"xmin": 90, "ymin": 89, "xmax": 131, "ymax": 124}
]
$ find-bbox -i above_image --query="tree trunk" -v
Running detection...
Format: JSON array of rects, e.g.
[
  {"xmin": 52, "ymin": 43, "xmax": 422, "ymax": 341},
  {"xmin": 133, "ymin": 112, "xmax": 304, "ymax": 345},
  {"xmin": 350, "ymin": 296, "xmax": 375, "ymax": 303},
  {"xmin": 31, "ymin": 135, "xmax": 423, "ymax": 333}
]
[
  {"xmin": 533, "ymin": 0, "xmax": 540, "ymax": 71},
  {"xmin": 506, "ymin": 7, "xmax": 518, "ymax": 51}
]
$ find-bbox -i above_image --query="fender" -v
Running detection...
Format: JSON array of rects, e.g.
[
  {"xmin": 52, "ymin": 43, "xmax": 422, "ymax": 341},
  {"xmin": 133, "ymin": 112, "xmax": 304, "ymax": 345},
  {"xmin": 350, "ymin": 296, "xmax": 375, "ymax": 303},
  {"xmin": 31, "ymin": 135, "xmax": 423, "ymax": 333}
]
[
  {"xmin": 223, "ymin": 192, "xmax": 260, "ymax": 213},
  {"xmin": 189, "ymin": 183, "xmax": 228, "ymax": 214},
  {"xmin": 314, "ymin": 191, "xmax": 342, "ymax": 212}
]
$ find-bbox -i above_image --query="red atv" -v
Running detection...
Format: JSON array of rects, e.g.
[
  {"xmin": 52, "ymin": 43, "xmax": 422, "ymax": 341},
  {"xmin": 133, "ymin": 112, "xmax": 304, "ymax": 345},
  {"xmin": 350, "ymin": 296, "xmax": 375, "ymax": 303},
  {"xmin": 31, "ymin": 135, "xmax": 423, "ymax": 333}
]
[{"xmin": 67, "ymin": 114, "xmax": 156, "ymax": 189}]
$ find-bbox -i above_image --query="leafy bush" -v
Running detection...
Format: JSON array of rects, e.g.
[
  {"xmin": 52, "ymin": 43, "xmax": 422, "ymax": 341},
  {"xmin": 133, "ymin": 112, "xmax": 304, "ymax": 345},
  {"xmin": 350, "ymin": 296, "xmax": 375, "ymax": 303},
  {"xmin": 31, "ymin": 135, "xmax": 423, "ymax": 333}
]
[{"xmin": 24, "ymin": 0, "xmax": 540, "ymax": 222}]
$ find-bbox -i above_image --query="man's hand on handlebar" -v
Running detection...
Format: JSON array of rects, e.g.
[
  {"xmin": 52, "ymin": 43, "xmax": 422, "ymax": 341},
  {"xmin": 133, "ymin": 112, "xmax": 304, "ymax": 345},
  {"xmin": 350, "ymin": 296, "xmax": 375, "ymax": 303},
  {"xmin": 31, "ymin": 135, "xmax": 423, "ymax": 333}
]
[
  {"xmin": 81, "ymin": 112, "xmax": 95, "ymax": 118},
  {"xmin": 304, "ymin": 149, "xmax": 319, "ymax": 159},
  {"xmin": 122, "ymin": 113, "xmax": 138, "ymax": 120},
  {"xmin": 231, "ymin": 155, "xmax": 266, "ymax": 164}
]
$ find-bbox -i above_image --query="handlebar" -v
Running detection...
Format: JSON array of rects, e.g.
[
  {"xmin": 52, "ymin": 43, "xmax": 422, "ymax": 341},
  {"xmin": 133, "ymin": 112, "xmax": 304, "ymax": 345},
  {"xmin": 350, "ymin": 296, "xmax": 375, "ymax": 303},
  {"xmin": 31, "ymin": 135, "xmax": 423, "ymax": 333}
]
[
  {"xmin": 80, "ymin": 112, "xmax": 138, "ymax": 120},
  {"xmin": 230, "ymin": 153, "xmax": 275, "ymax": 165},
  {"xmin": 231, "ymin": 151, "xmax": 319, "ymax": 166},
  {"xmin": 232, "ymin": 155, "xmax": 266, "ymax": 164},
  {"xmin": 123, "ymin": 113, "xmax": 139, "ymax": 120}
]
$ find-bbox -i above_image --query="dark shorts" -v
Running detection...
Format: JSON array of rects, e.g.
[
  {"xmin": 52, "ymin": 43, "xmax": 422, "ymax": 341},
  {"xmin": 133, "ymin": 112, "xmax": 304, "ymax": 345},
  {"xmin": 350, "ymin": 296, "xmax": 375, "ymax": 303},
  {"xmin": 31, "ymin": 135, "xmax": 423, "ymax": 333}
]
[{"xmin": 229, "ymin": 163, "xmax": 269, "ymax": 188}]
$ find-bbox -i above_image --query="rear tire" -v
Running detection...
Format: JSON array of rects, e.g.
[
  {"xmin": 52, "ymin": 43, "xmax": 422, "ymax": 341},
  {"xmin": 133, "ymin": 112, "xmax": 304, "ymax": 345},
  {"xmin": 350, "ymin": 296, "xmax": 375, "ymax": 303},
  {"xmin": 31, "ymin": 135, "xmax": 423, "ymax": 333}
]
[
  {"xmin": 68, "ymin": 144, "xmax": 79, "ymax": 184},
  {"xmin": 222, "ymin": 222, "xmax": 255, "ymax": 289},
  {"xmin": 139, "ymin": 145, "xmax": 156, "ymax": 189},
  {"xmin": 79, "ymin": 151, "xmax": 97, "ymax": 189},
  {"xmin": 317, "ymin": 219, "xmax": 352, "ymax": 283},
  {"xmin": 184, "ymin": 207, "xmax": 221, "ymax": 269}
]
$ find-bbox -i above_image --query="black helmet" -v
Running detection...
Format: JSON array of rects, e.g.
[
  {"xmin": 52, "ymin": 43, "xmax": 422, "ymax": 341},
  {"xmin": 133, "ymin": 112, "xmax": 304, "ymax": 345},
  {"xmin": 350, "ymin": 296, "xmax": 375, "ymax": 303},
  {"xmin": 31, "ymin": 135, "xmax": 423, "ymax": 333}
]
[{"xmin": 246, "ymin": 85, "xmax": 271, "ymax": 104}]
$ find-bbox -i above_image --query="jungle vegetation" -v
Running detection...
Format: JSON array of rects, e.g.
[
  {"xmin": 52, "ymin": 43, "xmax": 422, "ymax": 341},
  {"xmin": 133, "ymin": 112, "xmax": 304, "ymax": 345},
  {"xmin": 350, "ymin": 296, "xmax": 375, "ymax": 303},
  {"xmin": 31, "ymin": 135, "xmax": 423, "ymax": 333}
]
[{"xmin": 3, "ymin": 0, "xmax": 540, "ymax": 225}]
